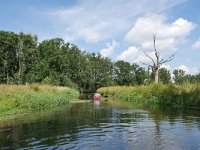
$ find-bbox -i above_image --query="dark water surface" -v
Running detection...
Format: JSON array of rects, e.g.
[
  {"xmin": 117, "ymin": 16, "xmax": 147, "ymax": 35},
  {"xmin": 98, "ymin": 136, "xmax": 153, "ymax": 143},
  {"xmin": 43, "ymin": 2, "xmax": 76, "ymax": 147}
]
[{"xmin": 0, "ymin": 100, "xmax": 200, "ymax": 150}]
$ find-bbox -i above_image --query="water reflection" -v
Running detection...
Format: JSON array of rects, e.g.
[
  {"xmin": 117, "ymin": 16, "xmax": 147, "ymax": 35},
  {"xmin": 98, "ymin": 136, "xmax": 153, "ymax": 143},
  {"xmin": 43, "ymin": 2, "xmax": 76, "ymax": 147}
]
[{"xmin": 0, "ymin": 100, "xmax": 200, "ymax": 150}]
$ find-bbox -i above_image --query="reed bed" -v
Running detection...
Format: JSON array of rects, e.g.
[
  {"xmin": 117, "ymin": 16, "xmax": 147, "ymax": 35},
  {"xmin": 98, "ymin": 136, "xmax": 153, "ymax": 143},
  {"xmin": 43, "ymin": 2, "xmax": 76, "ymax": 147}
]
[
  {"xmin": 0, "ymin": 84, "xmax": 79, "ymax": 116},
  {"xmin": 97, "ymin": 83, "xmax": 200, "ymax": 107}
]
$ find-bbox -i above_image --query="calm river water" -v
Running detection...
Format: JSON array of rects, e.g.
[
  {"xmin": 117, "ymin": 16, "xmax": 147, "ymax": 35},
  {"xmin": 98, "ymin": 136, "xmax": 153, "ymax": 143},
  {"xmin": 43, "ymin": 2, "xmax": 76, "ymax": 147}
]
[{"xmin": 0, "ymin": 99, "xmax": 200, "ymax": 150}]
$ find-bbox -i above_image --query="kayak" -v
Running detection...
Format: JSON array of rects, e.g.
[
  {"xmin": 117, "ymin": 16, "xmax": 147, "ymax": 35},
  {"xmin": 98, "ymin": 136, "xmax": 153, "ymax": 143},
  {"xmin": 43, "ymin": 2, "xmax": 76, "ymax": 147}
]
[{"xmin": 93, "ymin": 97, "xmax": 101, "ymax": 101}]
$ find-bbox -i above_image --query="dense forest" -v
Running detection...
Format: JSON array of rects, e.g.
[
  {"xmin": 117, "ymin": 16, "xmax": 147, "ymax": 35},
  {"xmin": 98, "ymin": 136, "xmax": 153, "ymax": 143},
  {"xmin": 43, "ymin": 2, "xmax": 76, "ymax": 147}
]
[{"xmin": 0, "ymin": 30, "xmax": 200, "ymax": 92}]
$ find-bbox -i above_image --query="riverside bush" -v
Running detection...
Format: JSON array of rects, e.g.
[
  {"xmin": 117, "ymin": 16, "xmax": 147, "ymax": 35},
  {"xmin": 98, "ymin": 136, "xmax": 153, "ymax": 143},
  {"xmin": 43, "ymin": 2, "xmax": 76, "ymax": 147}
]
[
  {"xmin": 0, "ymin": 84, "xmax": 79, "ymax": 115},
  {"xmin": 97, "ymin": 83, "xmax": 200, "ymax": 107}
]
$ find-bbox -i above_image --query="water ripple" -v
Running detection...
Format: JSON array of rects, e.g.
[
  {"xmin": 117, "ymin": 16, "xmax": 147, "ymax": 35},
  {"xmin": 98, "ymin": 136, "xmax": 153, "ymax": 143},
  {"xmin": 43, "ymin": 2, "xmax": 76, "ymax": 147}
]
[{"xmin": 1, "ymin": 103, "xmax": 200, "ymax": 150}]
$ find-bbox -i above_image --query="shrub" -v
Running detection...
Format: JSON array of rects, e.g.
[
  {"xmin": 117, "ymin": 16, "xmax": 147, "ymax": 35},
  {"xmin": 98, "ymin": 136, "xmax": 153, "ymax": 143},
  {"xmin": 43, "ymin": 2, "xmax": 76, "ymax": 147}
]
[
  {"xmin": 0, "ymin": 84, "xmax": 79, "ymax": 116},
  {"xmin": 42, "ymin": 76, "xmax": 60, "ymax": 85},
  {"xmin": 97, "ymin": 83, "xmax": 200, "ymax": 107}
]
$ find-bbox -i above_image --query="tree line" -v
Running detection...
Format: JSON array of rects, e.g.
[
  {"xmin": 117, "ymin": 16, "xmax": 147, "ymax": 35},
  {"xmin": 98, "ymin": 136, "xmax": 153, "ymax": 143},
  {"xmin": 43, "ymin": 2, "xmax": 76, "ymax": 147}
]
[{"xmin": 0, "ymin": 31, "xmax": 200, "ymax": 91}]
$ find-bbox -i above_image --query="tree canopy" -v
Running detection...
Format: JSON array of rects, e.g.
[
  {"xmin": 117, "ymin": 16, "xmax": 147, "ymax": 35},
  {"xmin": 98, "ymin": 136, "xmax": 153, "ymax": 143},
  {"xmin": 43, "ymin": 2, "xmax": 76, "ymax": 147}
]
[{"xmin": 0, "ymin": 30, "xmax": 199, "ymax": 91}]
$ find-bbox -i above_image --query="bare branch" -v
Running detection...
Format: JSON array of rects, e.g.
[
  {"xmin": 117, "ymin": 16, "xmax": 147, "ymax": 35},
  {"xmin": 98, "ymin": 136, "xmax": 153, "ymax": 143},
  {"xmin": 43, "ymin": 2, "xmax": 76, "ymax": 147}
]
[
  {"xmin": 143, "ymin": 50, "xmax": 156, "ymax": 65},
  {"xmin": 153, "ymin": 34, "xmax": 157, "ymax": 53},
  {"xmin": 140, "ymin": 62, "xmax": 154, "ymax": 68},
  {"xmin": 153, "ymin": 34, "xmax": 159, "ymax": 60},
  {"xmin": 159, "ymin": 54, "xmax": 174, "ymax": 65},
  {"xmin": 141, "ymin": 34, "xmax": 175, "ymax": 83}
]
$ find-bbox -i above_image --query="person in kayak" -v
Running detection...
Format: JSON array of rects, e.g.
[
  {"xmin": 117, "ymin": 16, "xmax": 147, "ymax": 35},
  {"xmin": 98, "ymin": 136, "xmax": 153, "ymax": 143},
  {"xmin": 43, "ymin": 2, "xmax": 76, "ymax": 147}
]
[{"xmin": 93, "ymin": 93, "xmax": 101, "ymax": 101}]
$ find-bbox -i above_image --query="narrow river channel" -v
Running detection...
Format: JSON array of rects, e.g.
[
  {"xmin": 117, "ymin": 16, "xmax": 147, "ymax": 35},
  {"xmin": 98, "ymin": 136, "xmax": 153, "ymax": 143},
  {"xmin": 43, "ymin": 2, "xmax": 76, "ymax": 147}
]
[{"xmin": 0, "ymin": 99, "xmax": 200, "ymax": 150}]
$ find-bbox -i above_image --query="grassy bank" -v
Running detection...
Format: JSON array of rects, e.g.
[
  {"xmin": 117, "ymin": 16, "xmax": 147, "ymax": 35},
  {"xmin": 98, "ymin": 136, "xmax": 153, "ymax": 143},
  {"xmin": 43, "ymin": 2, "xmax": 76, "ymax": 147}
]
[
  {"xmin": 0, "ymin": 84, "xmax": 79, "ymax": 116},
  {"xmin": 97, "ymin": 83, "xmax": 200, "ymax": 107}
]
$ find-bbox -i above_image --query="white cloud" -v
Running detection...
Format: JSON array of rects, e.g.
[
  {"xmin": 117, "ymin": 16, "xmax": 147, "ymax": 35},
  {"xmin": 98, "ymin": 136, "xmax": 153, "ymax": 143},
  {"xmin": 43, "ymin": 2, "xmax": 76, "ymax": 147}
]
[
  {"xmin": 125, "ymin": 14, "xmax": 195, "ymax": 52},
  {"xmin": 161, "ymin": 64, "xmax": 171, "ymax": 70},
  {"xmin": 116, "ymin": 46, "xmax": 157, "ymax": 65},
  {"xmin": 135, "ymin": 51, "xmax": 156, "ymax": 64},
  {"xmin": 45, "ymin": 0, "xmax": 186, "ymax": 43},
  {"xmin": 177, "ymin": 65, "xmax": 189, "ymax": 73},
  {"xmin": 116, "ymin": 46, "xmax": 172, "ymax": 65},
  {"xmin": 100, "ymin": 40, "xmax": 118, "ymax": 57},
  {"xmin": 83, "ymin": 31, "xmax": 102, "ymax": 43},
  {"xmin": 118, "ymin": 14, "xmax": 195, "ymax": 66},
  {"xmin": 176, "ymin": 65, "xmax": 199, "ymax": 74},
  {"xmin": 117, "ymin": 46, "xmax": 140, "ymax": 63},
  {"xmin": 192, "ymin": 39, "xmax": 200, "ymax": 49}
]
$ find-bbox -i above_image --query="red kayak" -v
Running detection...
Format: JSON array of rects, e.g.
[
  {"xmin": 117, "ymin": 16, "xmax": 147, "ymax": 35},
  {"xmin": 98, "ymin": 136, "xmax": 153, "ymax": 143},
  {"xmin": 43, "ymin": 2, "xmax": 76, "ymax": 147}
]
[
  {"xmin": 93, "ymin": 93, "xmax": 101, "ymax": 101},
  {"xmin": 93, "ymin": 97, "xmax": 101, "ymax": 101}
]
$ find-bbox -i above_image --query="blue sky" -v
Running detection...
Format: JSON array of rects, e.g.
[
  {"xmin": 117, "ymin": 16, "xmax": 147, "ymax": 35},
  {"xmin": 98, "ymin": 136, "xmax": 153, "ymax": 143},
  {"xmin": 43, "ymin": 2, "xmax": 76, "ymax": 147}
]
[{"xmin": 0, "ymin": 0, "xmax": 200, "ymax": 74}]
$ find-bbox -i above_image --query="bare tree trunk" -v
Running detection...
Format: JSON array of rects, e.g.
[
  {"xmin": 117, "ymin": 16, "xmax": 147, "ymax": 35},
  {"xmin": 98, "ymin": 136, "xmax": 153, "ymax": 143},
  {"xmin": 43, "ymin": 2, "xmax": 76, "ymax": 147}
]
[
  {"xmin": 155, "ymin": 68, "xmax": 159, "ymax": 84},
  {"xmin": 18, "ymin": 38, "xmax": 23, "ymax": 84},
  {"xmin": 18, "ymin": 59, "xmax": 21, "ymax": 84},
  {"xmin": 142, "ymin": 34, "xmax": 174, "ymax": 84}
]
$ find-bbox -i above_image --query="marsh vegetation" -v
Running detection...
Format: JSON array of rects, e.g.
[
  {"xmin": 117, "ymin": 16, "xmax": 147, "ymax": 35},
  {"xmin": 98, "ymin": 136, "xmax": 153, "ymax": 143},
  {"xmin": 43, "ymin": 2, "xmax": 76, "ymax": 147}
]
[
  {"xmin": 97, "ymin": 83, "xmax": 200, "ymax": 107},
  {"xmin": 0, "ymin": 84, "xmax": 79, "ymax": 116}
]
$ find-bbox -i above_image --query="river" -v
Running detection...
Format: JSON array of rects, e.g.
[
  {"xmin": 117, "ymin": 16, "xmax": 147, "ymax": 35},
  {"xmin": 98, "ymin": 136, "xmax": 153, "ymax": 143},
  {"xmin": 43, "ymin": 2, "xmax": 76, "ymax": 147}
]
[{"xmin": 0, "ymin": 99, "xmax": 200, "ymax": 150}]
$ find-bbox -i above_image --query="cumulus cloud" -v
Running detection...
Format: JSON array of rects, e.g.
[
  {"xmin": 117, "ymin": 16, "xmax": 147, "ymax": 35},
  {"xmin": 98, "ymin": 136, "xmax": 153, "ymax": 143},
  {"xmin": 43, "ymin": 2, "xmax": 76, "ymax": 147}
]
[
  {"xmin": 176, "ymin": 65, "xmax": 199, "ymax": 74},
  {"xmin": 117, "ymin": 14, "xmax": 195, "ymax": 65},
  {"xmin": 100, "ymin": 40, "xmax": 118, "ymax": 57},
  {"xmin": 117, "ymin": 47, "xmax": 139, "ymax": 63},
  {"xmin": 177, "ymin": 65, "xmax": 189, "ymax": 73},
  {"xmin": 117, "ymin": 45, "xmax": 174, "ymax": 65},
  {"xmin": 45, "ymin": 0, "xmax": 186, "ymax": 43},
  {"xmin": 83, "ymin": 31, "xmax": 102, "ymax": 43},
  {"xmin": 125, "ymin": 14, "xmax": 195, "ymax": 52},
  {"xmin": 135, "ymin": 51, "xmax": 156, "ymax": 64},
  {"xmin": 161, "ymin": 64, "xmax": 171, "ymax": 70},
  {"xmin": 192, "ymin": 39, "xmax": 200, "ymax": 49}
]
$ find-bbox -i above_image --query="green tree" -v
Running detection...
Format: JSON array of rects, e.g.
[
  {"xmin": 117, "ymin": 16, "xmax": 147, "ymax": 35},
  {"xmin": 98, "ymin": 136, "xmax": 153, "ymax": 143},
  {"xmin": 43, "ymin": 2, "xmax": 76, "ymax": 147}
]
[
  {"xmin": 17, "ymin": 32, "xmax": 38, "ymax": 84},
  {"xmin": 86, "ymin": 53, "xmax": 113, "ymax": 91},
  {"xmin": 159, "ymin": 68, "xmax": 171, "ymax": 84},
  {"xmin": 173, "ymin": 69, "xmax": 185, "ymax": 84},
  {"xmin": 113, "ymin": 60, "xmax": 136, "ymax": 85},
  {"xmin": 28, "ymin": 38, "xmax": 66, "ymax": 83},
  {"xmin": 135, "ymin": 67, "xmax": 149, "ymax": 85},
  {"xmin": 0, "ymin": 31, "xmax": 18, "ymax": 84}
]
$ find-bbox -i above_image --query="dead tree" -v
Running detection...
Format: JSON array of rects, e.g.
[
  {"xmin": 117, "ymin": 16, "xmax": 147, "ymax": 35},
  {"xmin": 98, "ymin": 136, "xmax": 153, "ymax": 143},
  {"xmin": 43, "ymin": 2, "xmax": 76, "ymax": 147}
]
[{"xmin": 142, "ymin": 34, "xmax": 174, "ymax": 83}]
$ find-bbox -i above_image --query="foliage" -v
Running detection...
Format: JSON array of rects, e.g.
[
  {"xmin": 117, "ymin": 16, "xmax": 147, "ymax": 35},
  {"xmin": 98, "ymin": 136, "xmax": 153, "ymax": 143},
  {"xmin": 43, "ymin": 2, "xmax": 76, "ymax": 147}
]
[
  {"xmin": 135, "ymin": 67, "xmax": 149, "ymax": 84},
  {"xmin": 42, "ymin": 76, "xmax": 60, "ymax": 86},
  {"xmin": 173, "ymin": 69, "xmax": 200, "ymax": 84},
  {"xmin": 173, "ymin": 69, "xmax": 186, "ymax": 84},
  {"xmin": 0, "ymin": 84, "xmax": 79, "ymax": 116},
  {"xmin": 0, "ymin": 31, "xmax": 115, "ymax": 92},
  {"xmin": 159, "ymin": 68, "xmax": 171, "ymax": 84},
  {"xmin": 0, "ymin": 30, "xmax": 199, "ymax": 92},
  {"xmin": 97, "ymin": 83, "xmax": 200, "ymax": 107},
  {"xmin": 113, "ymin": 60, "xmax": 136, "ymax": 85},
  {"xmin": 113, "ymin": 61, "xmax": 150, "ymax": 85}
]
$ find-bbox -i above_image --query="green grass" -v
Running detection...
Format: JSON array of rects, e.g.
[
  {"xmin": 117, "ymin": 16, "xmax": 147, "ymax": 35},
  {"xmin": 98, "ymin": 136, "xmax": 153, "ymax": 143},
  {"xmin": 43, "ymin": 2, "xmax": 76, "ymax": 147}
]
[
  {"xmin": 0, "ymin": 84, "xmax": 79, "ymax": 116},
  {"xmin": 97, "ymin": 83, "xmax": 200, "ymax": 107}
]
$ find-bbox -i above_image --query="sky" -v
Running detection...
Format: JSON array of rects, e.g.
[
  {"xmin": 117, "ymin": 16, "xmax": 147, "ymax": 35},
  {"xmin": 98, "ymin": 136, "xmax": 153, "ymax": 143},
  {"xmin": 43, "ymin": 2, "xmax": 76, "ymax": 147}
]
[{"xmin": 0, "ymin": 0, "xmax": 200, "ymax": 74}]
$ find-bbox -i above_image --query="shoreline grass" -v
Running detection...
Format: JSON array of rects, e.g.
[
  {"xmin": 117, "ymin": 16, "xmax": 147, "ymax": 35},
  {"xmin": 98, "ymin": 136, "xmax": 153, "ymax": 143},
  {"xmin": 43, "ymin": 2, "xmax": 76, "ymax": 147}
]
[
  {"xmin": 97, "ymin": 83, "xmax": 200, "ymax": 107},
  {"xmin": 0, "ymin": 84, "xmax": 79, "ymax": 116}
]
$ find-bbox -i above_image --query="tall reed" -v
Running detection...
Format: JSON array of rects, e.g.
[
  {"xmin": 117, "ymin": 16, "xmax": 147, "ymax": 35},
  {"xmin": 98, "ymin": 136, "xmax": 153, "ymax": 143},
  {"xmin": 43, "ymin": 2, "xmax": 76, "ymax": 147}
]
[
  {"xmin": 0, "ymin": 84, "xmax": 79, "ymax": 116},
  {"xmin": 97, "ymin": 83, "xmax": 200, "ymax": 107}
]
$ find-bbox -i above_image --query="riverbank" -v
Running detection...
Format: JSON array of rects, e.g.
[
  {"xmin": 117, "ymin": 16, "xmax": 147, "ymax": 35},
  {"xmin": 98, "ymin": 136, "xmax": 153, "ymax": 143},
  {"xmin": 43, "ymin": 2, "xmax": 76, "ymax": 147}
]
[
  {"xmin": 0, "ymin": 84, "xmax": 79, "ymax": 116},
  {"xmin": 97, "ymin": 83, "xmax": 200, "ymax": 107}
]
